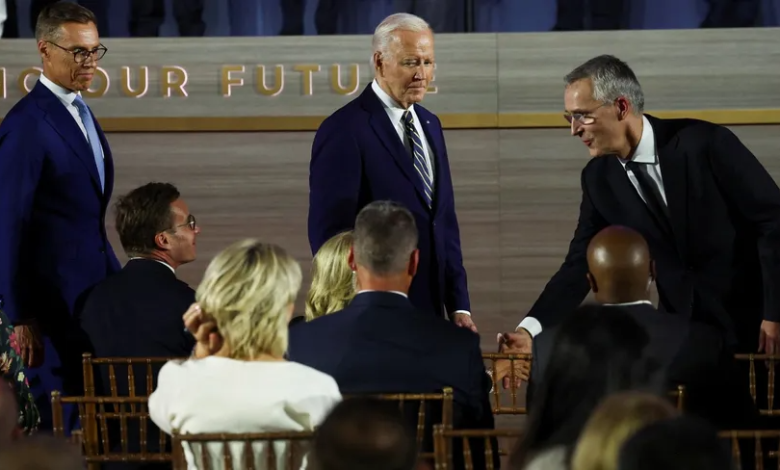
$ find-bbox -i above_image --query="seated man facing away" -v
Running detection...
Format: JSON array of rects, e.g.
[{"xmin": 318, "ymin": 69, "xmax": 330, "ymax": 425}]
[
  {"xmin": 288, "ymin": 201, "xmax": 495, "ymax": 468},
  {"xmin": 312, "ymin": 397, "xmax": 419, "ymax": 470},
  {"xmin": 529, "ymin": 225, "xmax": 758, "ymax": 429}
]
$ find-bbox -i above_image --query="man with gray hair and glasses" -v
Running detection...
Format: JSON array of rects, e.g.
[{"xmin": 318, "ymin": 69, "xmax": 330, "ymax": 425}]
[
  {"xmin": 290, "ymin": 200, "xmax": 495, "ymax": 468},
  {"xmin": 308, "ymin": 13, "xmax": 476, "ymax": 333},
  {"xmin": 500, "ymin": 54, "xmax": 780, "ymax": 382}
]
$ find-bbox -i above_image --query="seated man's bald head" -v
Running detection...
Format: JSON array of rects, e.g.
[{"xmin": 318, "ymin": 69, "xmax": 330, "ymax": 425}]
[{"xmin": 586, "ymin": 226, "xmax": 654, "ymax": 304}]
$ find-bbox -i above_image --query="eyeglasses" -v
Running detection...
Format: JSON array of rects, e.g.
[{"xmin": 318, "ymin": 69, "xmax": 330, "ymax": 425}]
[
  {"xmin": 564, "ymin": 102, "xmax": 611, "ymax": 125},
  {"xmin": 48, "ymin": 41, "xmax": 107, "ymax": 63},
  {"xmin": 172, "ymin": 214, "xmax": 197, "ymax": 231}
]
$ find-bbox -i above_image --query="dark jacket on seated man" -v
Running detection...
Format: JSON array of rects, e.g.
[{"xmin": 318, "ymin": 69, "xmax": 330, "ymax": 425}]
[
  {"xmin": 289, "ymin": 200, "xmax": 495, "ymax": 469},
  {"xmin": 78, "ymin": 183, "xmax": 199, "ymax": 470}
]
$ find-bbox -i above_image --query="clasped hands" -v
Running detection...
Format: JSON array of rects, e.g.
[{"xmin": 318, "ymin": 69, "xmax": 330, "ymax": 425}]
[
  {"xmin": 491, "ymin": 328, "xmax": 533, "ymax": 390},
  {"xmin": 183, "ymin": 303, "xmax": 228, "ymax": 359}
]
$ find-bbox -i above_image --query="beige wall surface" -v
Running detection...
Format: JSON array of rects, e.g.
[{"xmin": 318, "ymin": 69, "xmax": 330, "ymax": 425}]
[{"xmin": 103, "ymin": 125, "xmax": 780, "ymax": 349}]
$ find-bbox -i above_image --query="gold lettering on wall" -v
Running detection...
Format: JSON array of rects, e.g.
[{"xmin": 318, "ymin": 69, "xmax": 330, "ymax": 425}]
[
  {"xmin": 256, "ymin": 65, "xmax": 284, "ymax": 96},
  {"xmin": 82, "ymin": 67, "xmax": 110, "ymax": 98},
  {"xmin": 330, "ymin": 64, "xmax": 359, "ymax": 95},
  {"xmin": 293, "ymin": 64, "xmax": 321, "ymax": 96},
  {"xmin": 221, "ymin": 65, "xmax": 244, "ymax": 97},
  {"xmin": 161, "ymin": 66, "xmax": 188, "ymax": 98},
  {"xmin": 427, "ymin": 62, "xmax": 437, "ymax": 94},
  {"xmin": 121, "ymin": 66, "xmax": 149, "ymax": 98},
  {"xmin": 18, "ymin": 67, "xmax": 42, "ymax": 95},
  {"xmin": 0, "ymin": 68, "xmax": 5, "ymax": 99}
]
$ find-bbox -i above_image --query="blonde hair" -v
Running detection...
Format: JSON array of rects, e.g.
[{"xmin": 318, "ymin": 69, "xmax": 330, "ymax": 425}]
[
  {"xmin": 572, "ymin": 391, "xmax": 677, "ymax": 470},
  {"xmin": 305, "ymin": 231, "xmax": 356, "ymax": 321},
  {"xmin": 195, "ymin": 239, "xmax": 302, "ymax": 360}
]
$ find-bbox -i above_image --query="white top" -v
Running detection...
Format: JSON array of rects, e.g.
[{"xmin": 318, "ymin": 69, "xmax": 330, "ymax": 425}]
[
  {"xmin": 149, "ymin": 357, "xmax": 342, "ymax": 470},
  {"xmin": 518, "ymin": 116, "xmax": 662, "ymax": 336},
  {"xmin": 0, "ymin": 0, "xmax": 6, "ymax": 38}
]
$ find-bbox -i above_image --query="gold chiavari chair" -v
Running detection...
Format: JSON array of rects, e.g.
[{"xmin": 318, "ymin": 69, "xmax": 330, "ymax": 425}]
[
  {"xmin": 171, "ymin": 430, "xmax": 315, "ymax": 470},
  {"xmin": 668, "ymin": 385, "xmax": 686, "ymax": 411},
  {"xmin": 718, "ymin": 430, "xmax": 780, "ymax": 469},
  {"xmin": 482, "ymin": 353, "xmax": 532, "ymax": 415},
  {"xmin": 433, "ymin": 425, "xmax": 523, "ymax": 470},
  {"xmin": 734, "ymin": 354, "xmax": 778, "ymax": 417},
  {"xmin": 82, "ymin": 352, "xmax": 184, "ymax": 398},
  {"xmin": 51, "ymin": 391, "xmax": 171, "ymax": 470}
]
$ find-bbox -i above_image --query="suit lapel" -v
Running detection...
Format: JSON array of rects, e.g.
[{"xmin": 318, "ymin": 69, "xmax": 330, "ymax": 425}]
[
  {"xmin": 605, "ymin": 156, "xmax": 668, "ymax": 241},
  {"xmin": 360, "ymin": 85, "xmax": 431, "ymax": 210},
  {"xmin": 417, "ymin": 107, "xmax": 443, "ymax": 213}
]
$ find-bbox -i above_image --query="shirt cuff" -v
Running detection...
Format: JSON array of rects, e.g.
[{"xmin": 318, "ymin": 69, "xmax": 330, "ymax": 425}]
[
  {"xmin": 517, "ymin": 317, "xmax": 542, "ymax": 338},
  {"xmin": 453, "ymin": 310, "xmax": 471, "ymax": 316}
]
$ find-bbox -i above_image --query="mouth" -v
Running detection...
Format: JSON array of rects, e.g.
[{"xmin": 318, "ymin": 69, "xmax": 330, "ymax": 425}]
[{"xmin": 583, "ymin": 139, "xmax": 593, "ymax": 147}]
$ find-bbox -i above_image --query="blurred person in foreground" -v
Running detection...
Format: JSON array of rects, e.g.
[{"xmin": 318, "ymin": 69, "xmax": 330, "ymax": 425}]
[
  {"xmin": 308, "ymin": 13, "xmax": 475, "ymax": 330},
  {"xmin": 300, "ymin": 231, "xmax": 356, "ymax": 325},
  {"xmin": 0, "ymin": 2, "xmax": 120, "ymax": 430},
  {"xmin": 0, "ymin": 435, "xmax": 84, "ymax": 470},
  {"xmin": 571, "ymin": 391, "xmax": 678, "ymax": 470},
  {"xmin": 0, "ymin": 311, "xmax": 39, "ymax": 435},
  {"xmin": 503, "ymin": 54, "xmax": 780, "ymax": 362},
  {"xmin": 510, "ymin": 305, "xmax": 660, "ymax": 470},
  {"xmin": 311, "ymin": 397, "xmax": 420, "ymax": 470},
  {"xmin": 0, "ymin": 379, "xmax": 25, "ymax": 446},
  {"xmin": 290, "ymin": 201, "xmax": 494, "ymax": 469},
  {"xmin": 149, "ymin": 240, "xmax": 341, "ymax": 469}
]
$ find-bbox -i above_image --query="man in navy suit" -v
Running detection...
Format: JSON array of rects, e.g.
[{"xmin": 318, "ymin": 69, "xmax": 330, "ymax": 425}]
[
  {"xmin": 308, "ymin": 13, "xmax": 476, "ymax": 330},
  {"xmin": 0, "ymin": 2, "xmax": 120, "ymax": 430}
]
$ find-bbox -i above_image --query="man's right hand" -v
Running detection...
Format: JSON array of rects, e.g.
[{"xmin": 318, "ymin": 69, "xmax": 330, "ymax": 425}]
[
  {"xmin": 495, "ymin": 328, "xmax": 534, "ymax": 389},
  {"xmin": 13, "ymin": 324, "xmax": 44, "ymax": 368}
]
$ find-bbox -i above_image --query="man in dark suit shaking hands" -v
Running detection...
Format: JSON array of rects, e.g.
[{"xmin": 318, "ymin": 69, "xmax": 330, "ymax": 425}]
[
  {"xmin": 504, "ymin": 55, "xmax": 780, "ymax": 360},
  {"xmin": 308, "ymin": 13, "xmax": 476, "ymax": 330},
  {"xmin": 0, "ymin": 3, "xmax": 120, "ymax": 429}
]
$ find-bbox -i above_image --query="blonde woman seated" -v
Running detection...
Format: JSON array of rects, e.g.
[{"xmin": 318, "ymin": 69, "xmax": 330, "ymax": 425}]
[
  {"xmin": 304, "ymin": 231, "xmax": 355, "ymax": 322},
  {"xmin": 571, "ymin": 391, "xmax": 678, "ymax": 470},
  {"xmin": 149, "ymin": 239, "xmax": 342, "ymax": 470}
]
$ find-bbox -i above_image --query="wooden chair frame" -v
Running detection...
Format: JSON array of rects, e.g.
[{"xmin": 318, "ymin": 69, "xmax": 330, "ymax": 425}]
[
  {"xmin": 482, "ymin": 353, "xmax": 532, "ymax": 415},
  {"xmin": 735, "ymin": 354, "xmax": 778, "ymax": 416},
  {"xmin": 433, "ymin": 425, "xmax": 523, "ymax": 470}
]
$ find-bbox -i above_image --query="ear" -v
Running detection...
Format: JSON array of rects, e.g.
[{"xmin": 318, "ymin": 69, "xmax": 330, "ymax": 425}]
[
  {"xmin": 155, "ymin": 231, "xmax": 171, "ymax": 251},
  {"xmin": 408, "ymin": 249, "xmax": 419, "ymax": 277},
  {"xmin": 616, "ymin": 97, "xmax": 631, "ymax": 120},
  {"xmin": 37, "ymin": 40, "xmax": 49, "ymax": 60},
  {"xmin": 373, "ymin": 51, "xmax": 384, "ymax": 75},
  {"xmin": 586, "ymin": 271, "xmax": 598, "ymax": 293},
  {"xmin": 348, "ymin": 245, "xmax": 357, "ymax": 272}
]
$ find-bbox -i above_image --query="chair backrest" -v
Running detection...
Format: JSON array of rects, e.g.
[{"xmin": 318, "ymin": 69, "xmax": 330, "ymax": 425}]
[
  {"xmin": 668, "ymin": 385, "xmax": 685, "ymax": 411},
  {"xmin": 342, "ymin": 387, "xmax": 454, "ymax": 459},
  {"xmin": 482, "ymin": 353, "xmax": 532, "ymax": 414},
  {"xmin": 82, "ymin": 352, "xmax": 185, "ymax": 397},
  {"xmin": 717, "ymin": 430, "xmax": 780, "ymax": 467},
  {"xmin": 734, "ymin": 353, "xmax": 778, "ymax": 416},
  {"xmin": 170, "ymin": 430, "xmax": 315, "ymax": 470},
  {"xmin": 433, "ymin": 425, "xmax": 523, "ymax": 470},
  {"xmin": 51, "ymin": 391, "xmax": 171, "ymax": 464}
]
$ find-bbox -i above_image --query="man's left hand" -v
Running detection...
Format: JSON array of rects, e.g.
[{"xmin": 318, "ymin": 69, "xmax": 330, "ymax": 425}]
[
  {"xmin": 758, "ymin": 320, "xmax": 780, "ymax": 356},
  {"xmin": 453, "ymin": 313, "xmax": 478, "ymax": 333}
]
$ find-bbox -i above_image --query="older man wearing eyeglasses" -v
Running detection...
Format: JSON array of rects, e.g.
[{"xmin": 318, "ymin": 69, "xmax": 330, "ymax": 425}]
[{"xmin": 0, "ymin": 3, "xmax": 119, "ymax": 431}]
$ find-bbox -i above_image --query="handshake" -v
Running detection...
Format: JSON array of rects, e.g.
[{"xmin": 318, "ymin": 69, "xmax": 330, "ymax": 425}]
[{"xmin": 488, "ymin": 328, "xmax": 533, "ymax": 390}]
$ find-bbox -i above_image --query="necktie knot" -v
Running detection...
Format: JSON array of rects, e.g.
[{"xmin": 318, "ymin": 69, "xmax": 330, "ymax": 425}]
[
  {"xmin": 73, "ymin": 95, "xmax": 89, "ymax": 114},
  {"xmin": 402, "ymin": 110, "xmax": 414, "ymax": 126}
]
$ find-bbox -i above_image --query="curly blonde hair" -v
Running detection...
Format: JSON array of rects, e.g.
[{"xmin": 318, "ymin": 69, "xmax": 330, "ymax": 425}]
[
  {"xmin": 305, "ymin": 231, "xmax": 356, "ymax": 321},
  {"xmin": 195, "ymin": 239, "xmax": 302, "ymax": 360}
]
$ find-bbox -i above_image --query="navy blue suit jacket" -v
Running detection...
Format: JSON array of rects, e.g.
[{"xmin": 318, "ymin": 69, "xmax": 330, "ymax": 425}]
[
  {"xmin": 307, "ymin": 84, "xmax": 469, "ymax": 317},
  {"xmin": 0, "ymin": 81, "xmax": 121, "ymax": 428},
  {"xmin": 287, "ymin": 291, "xmax": 495, "ymax": 466}
]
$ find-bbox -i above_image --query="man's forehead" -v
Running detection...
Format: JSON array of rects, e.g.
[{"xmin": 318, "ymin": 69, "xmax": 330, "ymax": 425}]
[
  {"xmin": 58, "ymin": 22, "xmax": 100, "ymax": 47},
  {"xmin": 564, "ymin": 81, "xmax": 598, "ymax": 111}
]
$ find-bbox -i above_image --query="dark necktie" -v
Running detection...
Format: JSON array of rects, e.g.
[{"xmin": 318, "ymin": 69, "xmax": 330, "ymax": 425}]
[
  {"xmin": 625, "ymin": 161, "xmax": 671, "ymax": 233},
  {"xmin": 402, "ymin": 110, "xmax": 433, "ymax": 207}
]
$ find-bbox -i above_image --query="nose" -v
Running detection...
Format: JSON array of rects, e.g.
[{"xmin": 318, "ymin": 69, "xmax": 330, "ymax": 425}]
[
  {"xmin": 570, "ymin": 119, "xmax": 580, "ymax": 137},
  {"xmin": 194, "ymin": 225, "xmax": 201, "ymax": 235}
]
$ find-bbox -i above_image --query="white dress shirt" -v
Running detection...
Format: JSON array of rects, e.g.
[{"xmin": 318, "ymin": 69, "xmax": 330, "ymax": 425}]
[
  {"xmin": 370, "ymin": 81, "xmax": 470, "ymax": 318},
  {"xmin": 38, "ymin": 73, "xmax": 105, "ymax": 160},
  {"xmin": 518, "ymin": 116, "xmax": 663, "ymax": 336}
]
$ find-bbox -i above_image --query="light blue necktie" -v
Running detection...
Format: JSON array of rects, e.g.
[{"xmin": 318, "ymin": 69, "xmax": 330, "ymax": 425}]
[
  {"xmin": 73, "ymin": 95, "xmax": 105, "ymax": 192},
  {"xmin": 402, "ymin": 110, "xmax": 433, "ymax": 207}
]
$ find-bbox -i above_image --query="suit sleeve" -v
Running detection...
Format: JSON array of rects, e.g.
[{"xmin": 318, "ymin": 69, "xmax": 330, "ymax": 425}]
[
  {"xmin": 437, "ymin": 120, "xmax": 470, "ymax": 314},
  {"xmin": 307, "ymin": 116, "xmax": 362, "ymax": 255},
  {"xmin": 708, "ymin": 126, "xmax": 780, "ymax": 322},
  {"xmin": 0, "ymin": 126, "xmax": 44, "ymax": 325},
  {"xmin": 525, "ymin": 166, "xmax": 608, "ymax": 329}
]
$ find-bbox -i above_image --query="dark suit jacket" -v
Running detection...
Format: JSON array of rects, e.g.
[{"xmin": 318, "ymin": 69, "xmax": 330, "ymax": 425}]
[
  {"xmin": 529, "ymin": 303, "xmax": 759, "ymax": 429},
  {"xmin": 307, "ymin": 84, "xmax": 469, "ymax": 317},
  {"xmin": 287, "ymin": 291, "xmax": 495, "ymax": 468},
  {"xmin": 0, "ymin": 81, "xmax": 121, "ymax": 429},
  {"xmin": 79, "ymin": 258, "xmax": 194, "ymax": 468},
  {"xmin": 526, "ymin": 115, "xmax": 780, "ymax": 350}
]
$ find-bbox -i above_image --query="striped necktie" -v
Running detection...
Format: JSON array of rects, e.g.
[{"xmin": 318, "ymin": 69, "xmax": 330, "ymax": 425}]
[{"xmin": 402, "ymin": 110, "xmax": 433, "ymax": 206}]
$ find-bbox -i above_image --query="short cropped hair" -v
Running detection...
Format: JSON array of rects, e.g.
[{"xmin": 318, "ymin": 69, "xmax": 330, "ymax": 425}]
[
  {"xmin": 312, "ymin": 398, "xmax": 418, "ymax": 470},
  {"xmin": 564, "ymin": 55, "xmax": 645, "ymax": 114},
  {"xmin": 353, "ymin": 201, "xmax": 418, "ymax": 275},
  {"xmin": 196, "ymin": 239, "xmax": 302, "ymax": 360},
  {"xmin": 35, "ymin": 2, "xmax": 97, "ymax": 42},
  {"xmin": 114, "ymin": 182, "xmax": 180, "ymax": 257},
  {"xmin": 371, "ymin": 13, "xmax": 431, "ymax": 66}
]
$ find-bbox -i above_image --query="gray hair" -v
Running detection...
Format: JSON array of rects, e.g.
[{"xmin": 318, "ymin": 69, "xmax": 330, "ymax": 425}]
[
  {"xmin": 353, "ymin": 201, "xmax": 418, "ymax": 276},
  {"xmin": 35, "ymin": 2, "xmax": 97, "ymax": 42},
  {"xmin": 564, "ymin": 55, "xmax": 645, "ymax": 114},
  {"xmin": 371, "ymin": 13, "xmax": 431, "ymax": 67}
]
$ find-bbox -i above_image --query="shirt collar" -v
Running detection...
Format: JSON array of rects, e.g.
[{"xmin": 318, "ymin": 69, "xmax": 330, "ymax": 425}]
[
  {"xmin": 38, "ymin": 73, "xmax": 79, "ymax": 106},
  {"xmin": 618, "ymin": 115, "xmax": 656, "ymax": 166},
  {"xmin": 357, "ymin": 289, "xmax": 408, "ymax": 299},
  {"xmin": 372, "ymin": 79, "xmax": 415, "ymax": 115},
  {"xmin": 603, "ymin": 300, "xmax": 653, "ymax": 307}
]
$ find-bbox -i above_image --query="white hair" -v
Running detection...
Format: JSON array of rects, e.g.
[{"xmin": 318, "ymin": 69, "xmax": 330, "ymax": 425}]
[{"xmin": 371, "ymin": 13, "xmax": 431, "ymax": 67}]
